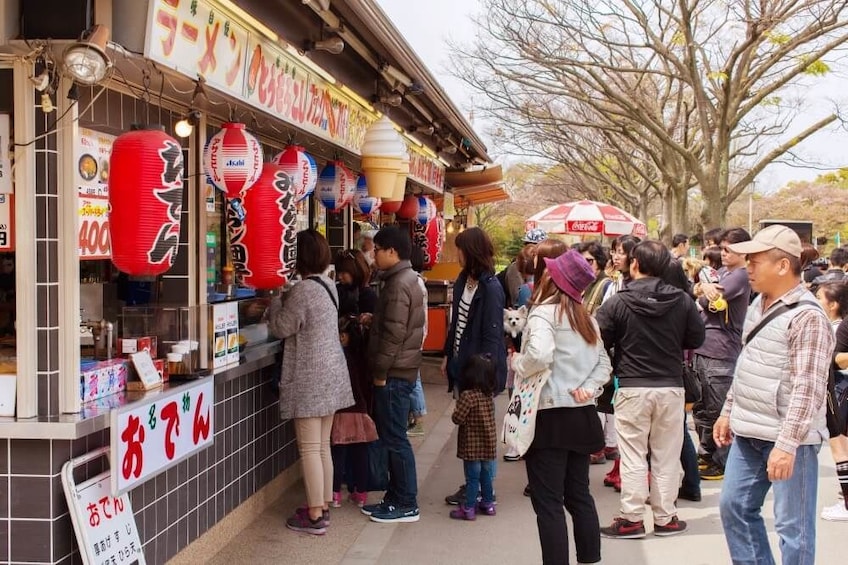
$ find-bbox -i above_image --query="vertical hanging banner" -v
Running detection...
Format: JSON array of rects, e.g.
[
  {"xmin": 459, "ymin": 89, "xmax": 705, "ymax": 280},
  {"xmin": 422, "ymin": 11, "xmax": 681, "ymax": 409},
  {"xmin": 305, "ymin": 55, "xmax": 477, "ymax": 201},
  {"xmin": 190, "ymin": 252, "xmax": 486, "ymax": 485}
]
[
  {"xmin": 77, "ymin": 128, "xmax": 115, "ymax": 259},
  {"xmin": 110, "ymin": 379, "xmax": 214, "ymax": 496}
]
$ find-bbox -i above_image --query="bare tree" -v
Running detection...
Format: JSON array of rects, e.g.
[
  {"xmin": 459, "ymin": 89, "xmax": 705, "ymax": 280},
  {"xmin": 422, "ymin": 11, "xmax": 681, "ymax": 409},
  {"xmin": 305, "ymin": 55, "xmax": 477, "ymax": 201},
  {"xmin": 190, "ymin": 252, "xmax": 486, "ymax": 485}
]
[{"xmin": 456, "ymin": 0, "xmax": 848, "ymax": 230}]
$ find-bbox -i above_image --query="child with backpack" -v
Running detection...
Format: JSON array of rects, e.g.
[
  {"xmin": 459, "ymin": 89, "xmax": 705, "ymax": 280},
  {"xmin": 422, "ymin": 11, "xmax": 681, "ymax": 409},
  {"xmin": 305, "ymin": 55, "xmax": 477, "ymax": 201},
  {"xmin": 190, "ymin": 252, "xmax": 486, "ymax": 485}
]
[{"xmin": 450, "ymin": 354, "xmax": 498, "ymax": 520}]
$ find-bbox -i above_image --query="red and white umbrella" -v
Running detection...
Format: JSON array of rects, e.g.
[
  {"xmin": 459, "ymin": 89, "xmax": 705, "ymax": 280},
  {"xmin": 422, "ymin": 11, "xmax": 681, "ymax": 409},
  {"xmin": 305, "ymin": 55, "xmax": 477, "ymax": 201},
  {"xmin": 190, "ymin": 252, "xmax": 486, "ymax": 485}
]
[{"xmin": 525, "ymin": 200, "xmax": 647, "ymax": 238}]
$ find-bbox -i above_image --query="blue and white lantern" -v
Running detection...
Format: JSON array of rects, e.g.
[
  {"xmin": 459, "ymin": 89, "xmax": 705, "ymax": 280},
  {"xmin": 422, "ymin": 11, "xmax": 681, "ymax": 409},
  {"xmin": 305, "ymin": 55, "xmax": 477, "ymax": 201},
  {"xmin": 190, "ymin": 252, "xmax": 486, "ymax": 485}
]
[
  {"xmin": 353, "ymin": 175, "xmax": 381, "ymax": 215},
  {"xmin": 416, "ymin": 196, "xmax": 437, "ymax": 226},
  {"xmin": 317, "ymin": 160, "xmax": 355, "ymax": 212}
]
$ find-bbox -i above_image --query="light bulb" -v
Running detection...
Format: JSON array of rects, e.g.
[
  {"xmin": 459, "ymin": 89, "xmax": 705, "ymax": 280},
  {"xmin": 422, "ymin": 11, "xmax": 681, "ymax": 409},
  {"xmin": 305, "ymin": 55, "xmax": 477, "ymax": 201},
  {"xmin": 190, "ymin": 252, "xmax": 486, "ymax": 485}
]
[
  {"xmin": 446, "ymin": 220, "xmax": 455, "ymax": 234},
  {"xmin": 175, "ymin": 119, "xmax": 193, "ymax": 138}
]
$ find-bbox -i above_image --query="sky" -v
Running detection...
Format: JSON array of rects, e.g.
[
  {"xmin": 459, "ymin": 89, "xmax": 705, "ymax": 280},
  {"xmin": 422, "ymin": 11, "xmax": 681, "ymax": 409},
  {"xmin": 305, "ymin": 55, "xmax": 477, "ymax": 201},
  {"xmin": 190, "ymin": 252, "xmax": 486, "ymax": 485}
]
[{"xmin": 376, "ymin": 0, "xmax": 848, "ymax": 193}]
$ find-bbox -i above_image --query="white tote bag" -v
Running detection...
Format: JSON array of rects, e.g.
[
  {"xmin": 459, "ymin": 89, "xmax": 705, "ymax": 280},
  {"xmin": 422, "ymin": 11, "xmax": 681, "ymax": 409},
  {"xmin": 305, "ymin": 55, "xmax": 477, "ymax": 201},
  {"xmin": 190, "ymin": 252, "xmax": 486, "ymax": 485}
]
[{"xmin": 502, "ymin": 366, "xmax": 551, "ymax": 457}]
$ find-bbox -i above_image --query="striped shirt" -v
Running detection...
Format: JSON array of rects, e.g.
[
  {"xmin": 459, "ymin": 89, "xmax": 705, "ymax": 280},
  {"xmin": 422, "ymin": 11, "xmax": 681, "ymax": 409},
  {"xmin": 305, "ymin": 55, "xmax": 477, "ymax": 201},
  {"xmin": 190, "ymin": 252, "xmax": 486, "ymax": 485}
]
[{"xmin": 453, "ymin": 284, "xmax": 477, "ymax": 355}]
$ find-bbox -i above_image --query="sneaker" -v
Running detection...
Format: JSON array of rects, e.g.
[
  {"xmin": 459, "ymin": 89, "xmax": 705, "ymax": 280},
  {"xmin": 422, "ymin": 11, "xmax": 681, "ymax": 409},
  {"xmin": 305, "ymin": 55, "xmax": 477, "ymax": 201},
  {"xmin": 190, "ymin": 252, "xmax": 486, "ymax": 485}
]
[
  {"xmin": 361, "ymin": 500, "xmax": 391, "ymax": 516},
  {"xmin": 477, "ymin": 501, "xmax": 497, "ymax": 516},
  {"xmin": 590, "ymin": 450, "xmax": 607, "ymax": 465},
  {"xmin": 600, "ymin": 518, "xmax": 646, "ymax": 539},
  {"xmin": 821, "ymin": 501, "xmax": 848, "ymax": 521},
  {"xmin": 349, "ymin": 491, "xmax": 368, "ymax": 507},
  {"xmin": 406, "ymin": 422, "xmax": 425, "ymax": 437},
  {"xmin": 655, "ymin": 516, "xmax": 688, "ymax": 536},
  {"xmin": 450, "ymin": 504, "xmax": 476, "ymax": 521},
  {"xmin": 369, "ymin": 504, "xmax": 420, "ymax": 523},
  {"xmin": 331, "ymin": 491, "xmax": 342, "ymax": 508},
  {"xmin": 677, "ymin": 488, "xmax": 702, "ymax": 502},
  {"xmin": 286, "ymin": 510, "xmax": 327, "ymax": 535},
  {"xmin": 697, "ymin": 454, "xmax": 711, "ymax": 471},
  {"xmin": 296, "ymin": 505, "xmax": 329, "ymax": 525},
  {"xmin": 445, "ymin": 485, "xmax": 466, "ymax": 505},
  {"xmin": 700, "ymin": 464, "xmax": 725, "ymax": 480},
  {"xmin": 604, "ymin": 447, "xmax": 620, "ymax": 460},
  {"xmin": 503, "ymin": 453, "xmax": 522, "ymax": 462}
]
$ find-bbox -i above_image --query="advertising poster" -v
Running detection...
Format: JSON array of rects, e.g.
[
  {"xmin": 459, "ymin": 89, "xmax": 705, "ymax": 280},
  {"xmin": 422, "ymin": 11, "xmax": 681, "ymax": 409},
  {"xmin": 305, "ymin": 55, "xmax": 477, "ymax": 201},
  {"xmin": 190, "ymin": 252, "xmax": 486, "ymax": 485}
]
[{"xmin": 77, "ymin": 128, "xmax": 115, "ymax": 259}]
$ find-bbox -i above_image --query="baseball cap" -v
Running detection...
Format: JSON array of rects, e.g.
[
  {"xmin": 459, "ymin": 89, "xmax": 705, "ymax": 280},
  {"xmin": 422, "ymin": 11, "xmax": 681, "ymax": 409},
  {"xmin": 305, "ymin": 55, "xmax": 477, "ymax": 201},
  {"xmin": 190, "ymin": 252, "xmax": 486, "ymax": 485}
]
[
  {"xmin": 523, "ymin": 228, "xmax": 548, "ymax": 244},
  {"xmin": 727, "ymin": 224, "xmax": 802, "ymax": 258}
]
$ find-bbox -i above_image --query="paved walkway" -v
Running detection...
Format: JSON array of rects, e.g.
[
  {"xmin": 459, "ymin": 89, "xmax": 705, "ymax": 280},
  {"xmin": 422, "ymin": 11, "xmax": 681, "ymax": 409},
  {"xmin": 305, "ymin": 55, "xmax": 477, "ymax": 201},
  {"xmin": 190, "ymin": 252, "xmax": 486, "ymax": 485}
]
[{"xmin": 203, "ymin": 381, "xmax": 846, "ymax": 564}]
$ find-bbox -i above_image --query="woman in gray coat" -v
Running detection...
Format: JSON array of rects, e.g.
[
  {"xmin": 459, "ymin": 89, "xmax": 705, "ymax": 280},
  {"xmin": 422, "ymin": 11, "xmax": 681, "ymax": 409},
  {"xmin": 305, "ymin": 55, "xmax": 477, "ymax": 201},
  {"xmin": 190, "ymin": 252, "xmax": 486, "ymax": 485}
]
[{"xmin": 267, "ymin": 229, "xmax": 354, "ymax": 535}]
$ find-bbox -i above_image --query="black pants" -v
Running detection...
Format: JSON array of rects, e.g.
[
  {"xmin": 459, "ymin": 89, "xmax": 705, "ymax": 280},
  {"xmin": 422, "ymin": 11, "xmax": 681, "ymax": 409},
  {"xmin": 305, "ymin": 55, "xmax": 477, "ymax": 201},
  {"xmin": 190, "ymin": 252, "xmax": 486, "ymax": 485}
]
[
  {"xmin": 525, "ymin": 447, "xmax": 600, "ymax": 565},
  {"xmin": 331, "ymin": 443, "xmax": 369, "ymax": 493},
  {"xmin": 692, "ymin": 354, "xmax": 735, "ymax": 467}
]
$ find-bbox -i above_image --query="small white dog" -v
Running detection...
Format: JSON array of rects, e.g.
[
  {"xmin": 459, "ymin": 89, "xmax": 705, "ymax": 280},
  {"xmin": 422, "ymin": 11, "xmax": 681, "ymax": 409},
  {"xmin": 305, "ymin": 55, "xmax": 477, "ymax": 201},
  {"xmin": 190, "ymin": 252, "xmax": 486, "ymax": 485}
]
[{"xmin": 503, "ymin": 306, "xmax": 528, "ymax": 338}]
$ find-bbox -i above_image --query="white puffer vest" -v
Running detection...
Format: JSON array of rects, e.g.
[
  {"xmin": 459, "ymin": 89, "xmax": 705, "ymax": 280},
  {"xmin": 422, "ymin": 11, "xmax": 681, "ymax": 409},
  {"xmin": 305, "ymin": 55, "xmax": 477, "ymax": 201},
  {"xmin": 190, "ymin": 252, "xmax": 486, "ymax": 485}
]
[{"xmin": 729, "ymin": 296, "xmax": 828, "ymax": 445}]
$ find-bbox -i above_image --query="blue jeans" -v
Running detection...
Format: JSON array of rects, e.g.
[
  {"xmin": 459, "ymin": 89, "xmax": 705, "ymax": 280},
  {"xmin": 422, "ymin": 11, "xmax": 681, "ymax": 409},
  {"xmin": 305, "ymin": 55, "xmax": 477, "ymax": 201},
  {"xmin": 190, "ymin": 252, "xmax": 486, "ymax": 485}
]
[
  {"xmin": 719, "ymin": 436, "xmax": 820, "ymax": 565},
  {"xmin": 373, "ymin": 377, "xmax": 418, "ymax": 508},
  {"xmin": 464, "ymin": 460, "xmax": 495, "ymax": 507},
  {"xmin": 680, "ymin": 411, "xmax": 701, "ymax": 496},
  {"xmin": 410, "ymin": 373, "xmax": 427, "ymax": 418}
]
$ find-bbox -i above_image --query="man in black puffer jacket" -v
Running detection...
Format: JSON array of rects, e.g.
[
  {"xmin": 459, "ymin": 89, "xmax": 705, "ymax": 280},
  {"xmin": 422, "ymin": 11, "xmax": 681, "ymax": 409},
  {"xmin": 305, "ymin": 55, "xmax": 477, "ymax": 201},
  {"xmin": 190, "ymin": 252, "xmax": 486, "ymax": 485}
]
[{"xmin": 596, "ymin": 240, "xmax": 705, "ymax": 539}]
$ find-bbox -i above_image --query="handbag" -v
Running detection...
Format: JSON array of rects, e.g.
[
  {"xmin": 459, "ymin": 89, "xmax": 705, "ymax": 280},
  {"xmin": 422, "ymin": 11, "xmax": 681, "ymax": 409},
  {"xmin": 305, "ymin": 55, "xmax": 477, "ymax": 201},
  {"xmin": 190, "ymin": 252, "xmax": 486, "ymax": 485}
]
[
  {"xmin": 682, "ymin": 361, "xmax": 700, "ymax": 404},
  {"xmin": 501, "ymin": 365, "xmax": 551, "ymax": 457},
  {"xmin": 331, "ymin": 411, "xmax": 378, "ymax": 445}
]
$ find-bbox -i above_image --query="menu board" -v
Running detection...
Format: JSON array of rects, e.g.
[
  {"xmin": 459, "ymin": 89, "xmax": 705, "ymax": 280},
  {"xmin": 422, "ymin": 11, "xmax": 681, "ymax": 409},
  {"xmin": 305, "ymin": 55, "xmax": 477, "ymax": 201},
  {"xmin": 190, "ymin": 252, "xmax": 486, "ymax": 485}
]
[{"xmin": 77, "ymin": 128, "xmax": 115, "ymax": 260}]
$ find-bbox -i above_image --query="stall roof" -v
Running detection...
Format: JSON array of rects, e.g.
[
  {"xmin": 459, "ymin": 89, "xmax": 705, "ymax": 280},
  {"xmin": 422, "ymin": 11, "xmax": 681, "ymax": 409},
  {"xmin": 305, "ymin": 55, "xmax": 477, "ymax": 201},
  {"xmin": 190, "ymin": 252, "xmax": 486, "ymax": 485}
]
[{"xmin": 446, "ymin": 165, "xmax": 510, "ymax": 206}]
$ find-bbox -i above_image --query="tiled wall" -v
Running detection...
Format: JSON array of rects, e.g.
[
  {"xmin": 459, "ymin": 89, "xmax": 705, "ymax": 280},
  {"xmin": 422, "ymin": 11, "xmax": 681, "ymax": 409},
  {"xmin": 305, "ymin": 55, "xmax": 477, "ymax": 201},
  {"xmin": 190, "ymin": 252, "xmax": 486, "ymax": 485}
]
[{"xmin": 0, "ymin": 363, "xmax": 298, "ymax": 564}]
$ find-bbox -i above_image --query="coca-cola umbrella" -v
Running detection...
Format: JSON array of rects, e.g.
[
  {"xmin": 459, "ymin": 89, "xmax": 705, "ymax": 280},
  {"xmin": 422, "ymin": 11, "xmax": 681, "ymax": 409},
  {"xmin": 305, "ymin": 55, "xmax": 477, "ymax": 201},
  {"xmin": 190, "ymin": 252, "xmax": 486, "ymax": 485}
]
[{"xmin": 525, "ymin": 200, "xmax": 647, "ymax": 238}]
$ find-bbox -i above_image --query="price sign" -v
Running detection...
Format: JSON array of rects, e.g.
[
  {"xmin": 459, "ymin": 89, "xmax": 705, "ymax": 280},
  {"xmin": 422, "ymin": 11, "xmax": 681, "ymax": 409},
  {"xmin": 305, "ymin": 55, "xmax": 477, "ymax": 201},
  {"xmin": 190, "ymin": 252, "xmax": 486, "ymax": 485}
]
[
  {"xmin": 0, "ymin": 193, "xmax": 13, "ymax": 251},
  {"xmin": 77, "ymin": 128, "xmax": 115, "ymax": 260},
  {"xmin": 110, "ymin": 379, "xmax": 214, "ymax": 496},
  {"xmin": 62, "ymin": 448, "xmax": 146, "ymax": 565}
]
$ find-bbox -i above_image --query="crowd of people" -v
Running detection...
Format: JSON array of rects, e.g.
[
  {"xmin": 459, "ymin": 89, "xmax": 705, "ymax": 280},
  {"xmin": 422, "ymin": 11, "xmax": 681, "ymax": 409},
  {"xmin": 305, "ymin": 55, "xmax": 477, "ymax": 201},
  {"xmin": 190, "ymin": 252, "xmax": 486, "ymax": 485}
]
[{"xmin": 265, "ymin": 221, "xmax": 848, "ymax": 565}]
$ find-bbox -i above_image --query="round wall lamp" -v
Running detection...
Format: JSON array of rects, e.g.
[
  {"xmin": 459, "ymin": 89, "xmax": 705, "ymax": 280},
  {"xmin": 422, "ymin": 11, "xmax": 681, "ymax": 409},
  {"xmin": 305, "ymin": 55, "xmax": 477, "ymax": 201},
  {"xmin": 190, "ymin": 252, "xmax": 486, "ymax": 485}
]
[{"xmin": 175, "ymin": 111, "xmax": 201, "ymax": 138}]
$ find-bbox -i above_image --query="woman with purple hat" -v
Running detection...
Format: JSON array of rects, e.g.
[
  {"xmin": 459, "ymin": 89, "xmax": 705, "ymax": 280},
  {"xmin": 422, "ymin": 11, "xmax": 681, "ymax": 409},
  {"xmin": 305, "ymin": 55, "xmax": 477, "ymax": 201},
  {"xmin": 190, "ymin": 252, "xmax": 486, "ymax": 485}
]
[{"xmin": 512, "ymin": 249, "xmax": 612, "ymax": 565}]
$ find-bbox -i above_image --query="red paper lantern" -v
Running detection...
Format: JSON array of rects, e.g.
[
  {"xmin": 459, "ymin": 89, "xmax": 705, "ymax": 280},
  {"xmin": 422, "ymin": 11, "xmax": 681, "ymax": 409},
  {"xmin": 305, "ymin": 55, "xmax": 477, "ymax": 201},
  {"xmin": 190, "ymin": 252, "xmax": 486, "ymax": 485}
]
[
  {"xmin": 380, "ymin": 199, "xmax": 403, "ymax": 215},
  {"xmin": 203, "ymin": 122, "xmax": 262, "ymax": 199},
  {"xmin": 396, "ymin": 195, "xmax": 420, "ymax": 220},
  {"xmin": 109, "ymin": 126, "xmax": 184, "ymax": 276},
  {"xmin": 413, "ymin": 213, "xmax": 445, "ymax": 270},
  {"xmin": 231, "ymin": 164, "xmax": 297, "ymax": 289}
]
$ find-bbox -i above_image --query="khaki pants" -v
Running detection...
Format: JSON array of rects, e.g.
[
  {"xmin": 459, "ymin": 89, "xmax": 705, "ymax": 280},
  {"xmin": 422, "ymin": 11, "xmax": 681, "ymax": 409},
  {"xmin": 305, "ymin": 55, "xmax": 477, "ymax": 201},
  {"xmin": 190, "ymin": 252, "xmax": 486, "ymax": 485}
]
[
  {"xmin": 614, "ymin": 387, "xmax": 684, "ymax": 525},
  {"xmin": 294, "ymin": 416, "xmax": 334, "ymax": 508}
]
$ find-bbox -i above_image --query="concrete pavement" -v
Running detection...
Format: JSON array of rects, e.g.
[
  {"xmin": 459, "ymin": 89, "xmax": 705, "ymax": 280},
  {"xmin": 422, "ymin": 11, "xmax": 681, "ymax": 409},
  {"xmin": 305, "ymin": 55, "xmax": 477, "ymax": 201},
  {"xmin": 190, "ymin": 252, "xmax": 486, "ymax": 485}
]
[{"xmin": 199, "ymin": 380, "xmax": 846, "ymax": 565}]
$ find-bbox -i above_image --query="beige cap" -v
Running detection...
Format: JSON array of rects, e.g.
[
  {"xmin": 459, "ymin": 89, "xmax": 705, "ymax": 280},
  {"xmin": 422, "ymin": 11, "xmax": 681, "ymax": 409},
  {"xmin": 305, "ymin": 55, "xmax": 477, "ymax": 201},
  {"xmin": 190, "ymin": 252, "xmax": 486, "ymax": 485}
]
[{"xmin": 728, "ymin": 224, "xmax": 802, "ymax": 258}]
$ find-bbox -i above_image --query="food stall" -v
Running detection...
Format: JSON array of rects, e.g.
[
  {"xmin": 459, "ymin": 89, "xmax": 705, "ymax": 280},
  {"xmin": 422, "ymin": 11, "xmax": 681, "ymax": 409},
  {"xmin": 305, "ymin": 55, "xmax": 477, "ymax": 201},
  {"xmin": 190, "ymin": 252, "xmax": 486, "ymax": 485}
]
[{"xmin": 0, "ymin": 0, "xmax": 499, "ymax": 562}]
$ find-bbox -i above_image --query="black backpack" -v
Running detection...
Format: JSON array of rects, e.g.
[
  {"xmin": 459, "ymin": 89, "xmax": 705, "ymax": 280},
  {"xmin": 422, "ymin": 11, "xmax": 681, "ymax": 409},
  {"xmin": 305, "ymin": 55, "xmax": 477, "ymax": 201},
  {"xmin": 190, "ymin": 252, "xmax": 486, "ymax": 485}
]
[{"xmin": 496, "ymin": 263, "xmax": 511, "ymax": 303}]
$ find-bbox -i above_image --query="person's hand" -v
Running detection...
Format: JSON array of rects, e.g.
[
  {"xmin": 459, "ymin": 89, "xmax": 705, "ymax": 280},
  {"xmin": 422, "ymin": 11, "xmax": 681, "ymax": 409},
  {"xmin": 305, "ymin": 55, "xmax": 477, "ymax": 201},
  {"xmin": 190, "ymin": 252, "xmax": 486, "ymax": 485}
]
[
  {"xmin": 440, "ymin": 356, "xmax": 448, "ymax": 379},
  {"xmin": 358, "ymin": 312, "xmax": 373, "ymax": 328},
  {"xmin": 569, "ymin": 388, "xmax": 594, "ymax": 403},
  {"xmin": 701, "ymin": 283, "xmax": 724, "ymax": 302},
  {"xmin": 713, "ymin": 415, "xmax": 733, "ymax": 448},
  {"xmin": 767, "ymin": 447, "xmax": 796, "ymax": 482}
]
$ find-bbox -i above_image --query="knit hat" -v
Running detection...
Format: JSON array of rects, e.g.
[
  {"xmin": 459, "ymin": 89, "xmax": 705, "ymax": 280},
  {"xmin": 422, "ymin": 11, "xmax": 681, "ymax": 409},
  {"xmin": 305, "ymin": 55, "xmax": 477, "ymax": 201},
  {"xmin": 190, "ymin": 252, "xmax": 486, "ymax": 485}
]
[{"xmin": 543, "ymin": 249, "xmax": 596, "ymax": 303}]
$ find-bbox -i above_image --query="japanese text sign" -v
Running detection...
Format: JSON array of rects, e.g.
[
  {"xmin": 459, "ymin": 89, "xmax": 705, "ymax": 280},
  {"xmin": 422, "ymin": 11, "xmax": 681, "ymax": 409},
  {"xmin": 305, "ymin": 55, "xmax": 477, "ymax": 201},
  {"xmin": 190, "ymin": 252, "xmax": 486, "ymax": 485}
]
[
  {"xmin": 110, "ymin": 379, "xmax": 214, "ymax": 496},
  {"xmin": 77, "ymin": 128, "xmax": 115, "ymax": 259},
  {"xmin": 62, "ymin": 448, "xmax": 146, "ymax": 565}
]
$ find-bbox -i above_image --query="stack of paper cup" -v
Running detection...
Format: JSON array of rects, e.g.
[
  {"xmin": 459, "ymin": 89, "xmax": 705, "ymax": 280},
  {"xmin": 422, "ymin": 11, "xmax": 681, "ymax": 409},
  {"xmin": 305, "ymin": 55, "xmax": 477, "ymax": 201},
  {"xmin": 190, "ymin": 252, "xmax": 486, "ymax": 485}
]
[{"xmin": 361, "ymin": 116, "xmax": 406, "ymax": 198}]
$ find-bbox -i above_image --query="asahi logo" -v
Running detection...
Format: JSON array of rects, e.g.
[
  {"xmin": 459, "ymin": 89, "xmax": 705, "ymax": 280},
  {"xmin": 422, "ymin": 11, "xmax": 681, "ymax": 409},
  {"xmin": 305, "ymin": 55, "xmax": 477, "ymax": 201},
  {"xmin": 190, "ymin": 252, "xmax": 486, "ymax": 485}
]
[
  {"xmin": 568, "ymin": 220, "xmax": 600, "ymax": 232},
  {"xmin": 148, "ymin": 141, "xmax": 184, "ymax": 266}
]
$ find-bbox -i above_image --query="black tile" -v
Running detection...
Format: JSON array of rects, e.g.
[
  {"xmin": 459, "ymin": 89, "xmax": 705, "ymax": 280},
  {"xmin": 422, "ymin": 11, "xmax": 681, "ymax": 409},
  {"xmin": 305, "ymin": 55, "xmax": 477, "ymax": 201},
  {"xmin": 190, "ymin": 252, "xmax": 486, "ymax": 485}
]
[
  {"xmin": 9, "ymin": 519, "xmax": 50, "ymax": 562},
  {"xmin": 0, "ymin": 439, "xmax": 7, "ymax": 474},
  {"xmin": 188, "ymin": 509, "xmax": 198, "ymax": 544},
  {"xmin": 10, "ymin": 439, "xmax": 51, "ymax": 475},
  {"xmin": 46, "ymin": 195, "xmax": 57, "ymax": 240},
  {"xmin": 46, "ymin": 153, "xmax": 58, "ymax": 195},
  {"xmin": 36, "ymin": 331, "xmax": 48, "ymax": 372},
  {"xmin": 177, "ymin": 484, "xmax": 187, "ymax": 518},
  {"xmin": 36, "ymin": 196, "xmax": 47, "ymax": 240},
  {"xmin": 48, "ymin": 284, "xmax": 58, "ymax": 326},
  {"xmin": 52, "ymin": 513, "xmax": 73, "ymax": 562},
  {"xmin": 0, "ymin": 476, "xmax": 6, "ymax": 519},
  {"xmin": 0, "ymin": 519, "xmax": 6, "ymax": 562},
  {"xmin": 36, "ymin": 285, "xmax": 48, "ymax": 328},
  {"xmin": 166, "ymin": 519, "xmax": 178, "ymax": 560},
  {"xmin": 51, "ymin": 440, "xmax": 72, "ymax": 476},
  {"xmin": 37, "ymin": 373, "xmax": 49, "ymax": 416},
  {"xmin": 10, "ymin": 476, "xmax": 51, "ymax": 519},
  {"xmin": 35, "ymin": 153, "xmax": 47, "ymax": 195},
  {"xmin": 51, "ymin": 474, "xmax": 68, "ymax": 517}
]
